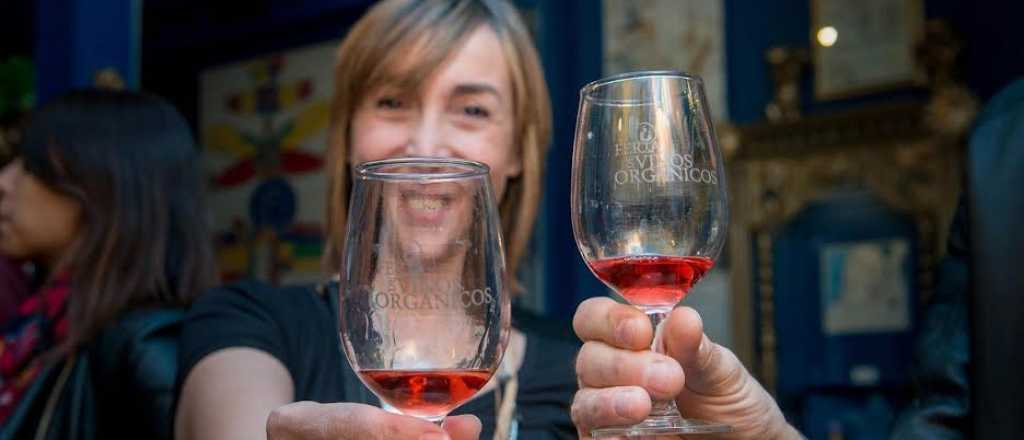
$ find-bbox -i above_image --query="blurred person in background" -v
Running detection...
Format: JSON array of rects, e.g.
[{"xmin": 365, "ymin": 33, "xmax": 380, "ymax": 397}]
[
  {"xmin": 0, "ymin": 255, "xmax": 29, "ymax": 326},
  {"xmin": 890, "ymin": 77, "xmax": 1024, "ymax": 439},
  {"xmin": 0, "ymin": 117, "xmax": 30, "ymax": 326},
  {"xmin": 0, "ymin": 90, "xmax": 216, "ymax": 439}
]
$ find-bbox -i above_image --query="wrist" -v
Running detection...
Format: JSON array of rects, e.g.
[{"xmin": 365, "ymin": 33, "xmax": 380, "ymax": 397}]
[
  {"xmin": 727, "ymin": 375, "xmax": 802, "ymax": 440},
  {"xmin": 749, "ymin": 382, "xmax": 801, "ymax": 440},
  {"xmin": 768, "ymin": 422, "xmax": 803, "ymax": 440}
]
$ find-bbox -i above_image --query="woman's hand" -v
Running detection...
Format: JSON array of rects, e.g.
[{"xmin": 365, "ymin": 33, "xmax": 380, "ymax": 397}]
[
  {"xmin": 571, "ymin": 297, "xmax": 801, "ymax": 439},
  {"xmin": 266, "ymin": 401, "xmax": 482, "ymax": 440}
]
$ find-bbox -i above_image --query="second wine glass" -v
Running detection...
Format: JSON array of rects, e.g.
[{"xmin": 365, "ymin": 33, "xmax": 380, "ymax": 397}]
[
  {"xmin": 571, "ymin": 71, "xmax": 731, "ymax": 437},
  {"xmin": 339, "ymin": 157, "xmax": 510, "ymax": 425}
]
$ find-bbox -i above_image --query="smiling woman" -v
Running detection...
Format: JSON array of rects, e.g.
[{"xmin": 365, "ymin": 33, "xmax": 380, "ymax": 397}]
[{"xmin": 174, "ymin": 1, "xmax": 576, "ymax": 440}]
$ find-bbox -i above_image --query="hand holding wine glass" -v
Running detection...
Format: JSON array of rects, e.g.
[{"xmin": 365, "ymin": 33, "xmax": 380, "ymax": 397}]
[
  {"xmin": 569, "ymin": 71, "xmax": 800, "ymax": 439},
  {"xmin": 571, "ymin": 299, "xmax": 801, "ymax": 440}
]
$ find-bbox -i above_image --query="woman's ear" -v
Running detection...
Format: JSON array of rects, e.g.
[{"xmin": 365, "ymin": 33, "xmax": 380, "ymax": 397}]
[
  {"xmin": 506, "ymin": 129, "xmax": 525, "ymax": 178},
  {"xmin": 507, "ymin": 153, "xmax": 523, "ymax": 178}
]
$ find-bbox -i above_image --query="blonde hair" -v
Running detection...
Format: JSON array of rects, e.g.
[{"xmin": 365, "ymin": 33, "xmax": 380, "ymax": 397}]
[{"xmin": 324, "ymin": 0, "xmax": 551, "ymax": 289}]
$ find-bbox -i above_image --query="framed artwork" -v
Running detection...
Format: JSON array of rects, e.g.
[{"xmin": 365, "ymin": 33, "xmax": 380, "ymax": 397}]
[
  {"xmin": 819, "ymin": 239, "xmax": 911, "ymax": 335},
  {"xmin": 721, "ymin": 96, "xmax": 972, "ymax": 387},
  {"xmin": 811, "ymin": 0, "xmax": 925, "ymax": 100},
  {"xmin": 603, "ymin": 0, "xmax": 727, "ymax": 120},
  {"xmin": 200, "ymin": 40, "xmax": 338, "ymax": 285}
]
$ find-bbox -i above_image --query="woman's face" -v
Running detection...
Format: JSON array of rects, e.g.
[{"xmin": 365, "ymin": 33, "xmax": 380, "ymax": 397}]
[
  {"xmin": 0, "ymin": 159, "xmax": 81, "ymax": 266},
  {"xmin": 350, "ymin": 25, "xmax": 519, "ymax": 263},
  {"xmin": 349, "ymin": 25, "xmax": 520, "ymax": 200}
]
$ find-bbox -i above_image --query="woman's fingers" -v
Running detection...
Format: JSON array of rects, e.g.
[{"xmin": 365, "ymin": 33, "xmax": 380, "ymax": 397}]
[{"xmin": 266, "ymin": 401, "xmax": 460, "ymax": 440}]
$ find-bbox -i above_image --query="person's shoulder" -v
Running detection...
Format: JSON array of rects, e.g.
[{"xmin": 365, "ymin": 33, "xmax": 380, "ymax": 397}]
[
  {"xmin": 200, "ymin": 279, "xmax": 319, "ymax": 303},
  {"xmin": 92, "ymin": 307, "xmax": 186, "ymax": 391},
  {"xmin": 87, "ymin": 308, "xmax": 185, "ymax": 439},
  {"xmin": 178, "ymin": 280, "xmax": 334, "ymax": 387},
  {"xmin": 190, "ymin": 279, "xmax": 325, "ymax": 318},
  {"xmin": 971, "ymin": 78, "xmax": 1024, "ymax": 158}
]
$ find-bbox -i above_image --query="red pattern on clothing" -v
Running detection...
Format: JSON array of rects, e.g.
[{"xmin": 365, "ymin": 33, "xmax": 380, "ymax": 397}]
[{"xmin": 0, "ymin": 275, "xmax": 70, "ymax": 423}]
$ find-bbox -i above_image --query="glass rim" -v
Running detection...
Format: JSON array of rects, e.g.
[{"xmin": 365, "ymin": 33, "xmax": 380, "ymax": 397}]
[
  {"xmin": 580, "ymin": 70, "xmax": 704, "ymax": 104},
  {"xmin": 354, "ymin": 157, "xmax": 490, "ymax": 181}
]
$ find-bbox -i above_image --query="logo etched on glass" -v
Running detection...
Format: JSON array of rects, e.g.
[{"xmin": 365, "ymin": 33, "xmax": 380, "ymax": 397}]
[
  {"xmin": 612, "ymin": 119, "xmax": 718, "ymax": 189},
  {"xmin": 358, "ymin": 243, "xmax": 495, "ymax": 311},
  {"xmin": 638, "ymin": 121, "xmax": 656, "ymax": 142}
]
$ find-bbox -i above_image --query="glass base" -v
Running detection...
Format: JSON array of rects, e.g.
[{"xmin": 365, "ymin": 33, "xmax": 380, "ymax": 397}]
[{"xmin": 590, "ymin": 415, "xmax": 732, "ymax": 437}]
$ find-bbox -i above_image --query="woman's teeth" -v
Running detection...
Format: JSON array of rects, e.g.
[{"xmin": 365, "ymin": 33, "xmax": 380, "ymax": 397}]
[{"xmin": 409, "ymin": 197, "xmax": 444, "ymax": 211}]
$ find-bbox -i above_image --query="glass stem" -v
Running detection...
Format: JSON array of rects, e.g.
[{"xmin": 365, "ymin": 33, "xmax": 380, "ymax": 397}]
[
  {"xmin": 424, "ymin": 415, "xmax": 445, "ymax": 426},
  {"xmin": 646, "ymin": 308, "xmax": 682, "ymax": 418}
]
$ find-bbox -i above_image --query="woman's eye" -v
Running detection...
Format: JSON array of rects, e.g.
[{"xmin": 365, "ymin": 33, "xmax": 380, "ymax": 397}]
[
  {"xmin": 376, "ymin": 97, "xmax": 404, "ymax": 109},
  {"xmin": 462, "ymin": 105, "xmax": 489, "ymax": 118}
]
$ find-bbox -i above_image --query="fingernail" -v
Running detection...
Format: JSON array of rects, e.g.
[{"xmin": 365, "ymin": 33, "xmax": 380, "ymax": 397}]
[
  {"xmin": 614, "ymin": 388, "xmax": 645, "ymax": 418},
  {"xmin": 615, "ymin": 318, "xmax": 642, "ymax": 346},
  {"xmin": 419, "ymin": 432, "xmax": 450, "ymax": 440},
  {"xmin": 646, "ymin": 359, "xmax": 679, "ymax": 395}
]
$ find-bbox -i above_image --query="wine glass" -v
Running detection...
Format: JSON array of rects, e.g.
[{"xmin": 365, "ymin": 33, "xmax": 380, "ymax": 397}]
[
  {"xmin": 571, "ymin": 71, "xmax": 731, "ymax": 437},
  {"xmin": 339, "ymin": 157, "xmax": 510, "ymax": 425}
]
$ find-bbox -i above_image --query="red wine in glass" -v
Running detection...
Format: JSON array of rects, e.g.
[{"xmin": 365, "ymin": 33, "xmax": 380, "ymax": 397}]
[
  {"xmin": 589, "ymin": 255, "xmax": 714, "ymax": 308},
  {"xmin": 358, "ymin": 368, "xmax": 492, "ymax": 418}
]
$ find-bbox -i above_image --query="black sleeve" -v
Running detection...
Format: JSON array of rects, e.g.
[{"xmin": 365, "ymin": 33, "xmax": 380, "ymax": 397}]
[
  {"xmin": 891, "ymin": 200, "xmax": 970, "ymax": 439},
  {"xmin": 92, "ymin": 309, "xmax": 187, "ymax": 440},
  {"xmin": 178, "ymin": 282, "xmax": 298, "ymax": 389},
  {"xmin": 118, "ymin": 323, "xmax": 181, "ymax": 440},
  {"xmin": 179, "ymin": 282, "xmax": 354, "ymax": 406}
]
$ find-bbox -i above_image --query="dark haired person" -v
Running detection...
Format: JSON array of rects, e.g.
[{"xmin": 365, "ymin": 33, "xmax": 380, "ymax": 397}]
[
  {"xmin": 0, "ymin": 256, "xmax": 29, "ymax": 325},
  {"xmin": 0, "ymin": 90, "xmax": 216, "ymax": 439}
]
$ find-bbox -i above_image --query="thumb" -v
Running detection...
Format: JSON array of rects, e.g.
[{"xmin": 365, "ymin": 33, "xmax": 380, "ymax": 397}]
[
  {"xmin": 442, "ymin": 415, "xmax": 482, "ymax": 440},
  {"xmin": 661, "ymin": 308, "xmax": 800, "ymax": 438},
  {"xmin": 662, "ymin": 307, "xmax": 747, "ymax": 397}
]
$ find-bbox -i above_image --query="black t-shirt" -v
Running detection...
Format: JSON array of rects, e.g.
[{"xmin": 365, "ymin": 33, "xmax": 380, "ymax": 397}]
[{"xmin": 179, "ymin": 281, "xmax": 579, "ymax": 439}]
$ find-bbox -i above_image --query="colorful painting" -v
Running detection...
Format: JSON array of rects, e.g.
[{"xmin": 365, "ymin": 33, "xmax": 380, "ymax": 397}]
[
  {"xmin": 603, "ymin": 0, "xmax": 728, "ymax": 120},
  {"xmin": 820, "ymin": 239, "xmax": 911, "ymax": 335},
  {"xmin": 200, "ymin": 40, "xmax": 338, "ymax": 285}
]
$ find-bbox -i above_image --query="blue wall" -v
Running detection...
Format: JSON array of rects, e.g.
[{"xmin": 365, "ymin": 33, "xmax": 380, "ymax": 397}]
[
  {"xmin": 35, "ymin": 0, "xmax": 140, "ymax": 103},
  {"xmin": 532, "ymin": 0, "xmax": 606, "ymax": 316}
]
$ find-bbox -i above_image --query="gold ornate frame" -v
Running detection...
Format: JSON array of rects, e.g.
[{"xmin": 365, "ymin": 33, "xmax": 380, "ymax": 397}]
[{"xmin": 720, "ymin": 91, "xmax": 975, "ymax": 393}]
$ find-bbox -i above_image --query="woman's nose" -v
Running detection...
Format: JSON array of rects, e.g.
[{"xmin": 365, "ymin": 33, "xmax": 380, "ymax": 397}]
[{"xmin": 404, "ymin": 114, "xmax": 451, "ymax": 158}]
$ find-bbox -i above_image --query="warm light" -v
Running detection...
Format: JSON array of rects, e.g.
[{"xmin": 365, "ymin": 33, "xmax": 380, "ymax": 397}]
[{"xmin": 817, "ymin": 26, "xmax": 838, "ymax": 47}]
